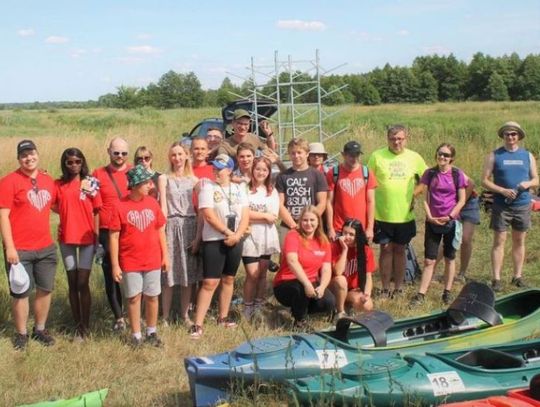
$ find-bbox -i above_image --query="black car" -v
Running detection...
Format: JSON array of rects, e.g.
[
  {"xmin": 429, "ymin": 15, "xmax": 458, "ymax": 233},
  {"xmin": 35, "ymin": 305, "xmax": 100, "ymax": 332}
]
[{"xmin": 182, "ymin": 98, "xmax": 277, "ymax": 142}]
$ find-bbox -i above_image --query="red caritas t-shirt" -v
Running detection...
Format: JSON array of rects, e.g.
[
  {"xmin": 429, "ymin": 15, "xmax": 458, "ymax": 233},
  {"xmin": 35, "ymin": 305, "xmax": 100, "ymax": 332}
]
[
  {"xmin": 0, "ymin": 169, "xmax": 56, "ymax": 250},
  {"xmin": 55, "ymin": 178, "xmax": 102, "ymax": 245},
  {"xmin": 326, "ymin": 164, "xmax": 377, "ymax": 232},
  {"xmin": 109, "ymin": 195, "xmax": 166, "ymax": 272},
  {"xmin": 192, "ymin": 163, "xmax": 215, "ymax": 182},
  {"xmin": 93, "ymin": 165, "xmax": 131, "ymax": 229},
  {"xmin": 331, "ymin": 242, "xmax": 377, "ymax": 290},
  {"xmin": 273, "ymin": 230, "xmax": 331, "ymax": 287}
]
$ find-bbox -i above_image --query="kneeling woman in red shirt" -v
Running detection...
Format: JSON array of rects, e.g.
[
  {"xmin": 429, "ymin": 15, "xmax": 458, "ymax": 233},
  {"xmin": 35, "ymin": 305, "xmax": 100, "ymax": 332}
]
[
  {"xmin": 110, "ymin": 165, "xmax": 168, "ymax": 347},
  {"xmin": 330, "ymin": 218, "xmax": 376, "ymax": 316},
  {"xmin": 273, "ymin": 205, "xmax": 335, "ymax": 328}
]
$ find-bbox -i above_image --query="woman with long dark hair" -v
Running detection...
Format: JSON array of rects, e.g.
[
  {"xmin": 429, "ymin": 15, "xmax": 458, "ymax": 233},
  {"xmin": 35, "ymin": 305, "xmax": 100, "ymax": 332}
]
[
  {"xmin": 55, "ymin": 147, "xmax": 101, "ymax": 339},
  {"xmin": 330, "ymin": 218, "xmax": 376, "ymax": 316},
  {"xmin": 273, "ymin": 205, "xmax": 335, "ymax": 328}
]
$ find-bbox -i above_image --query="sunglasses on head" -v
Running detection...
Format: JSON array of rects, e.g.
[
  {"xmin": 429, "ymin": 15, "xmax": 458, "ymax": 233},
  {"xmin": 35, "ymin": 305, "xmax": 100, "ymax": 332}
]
[
  {"xmin": 136, "ymin": 156, "xmax": 151, "ymax": 163},
  {"xmin": 65, "ymin": 159, "xmax": 82, "ymax": 166},
  {"xmin": 30, "ymin": 177, "xmax": 38, "ymax": 192},
  {"xmin": 112, "ymin": 151, "xmax": 128, "ymax": 157},
  {"xmin": 437, "ymin": 152, "xmax": 452, "ymax": 158}
]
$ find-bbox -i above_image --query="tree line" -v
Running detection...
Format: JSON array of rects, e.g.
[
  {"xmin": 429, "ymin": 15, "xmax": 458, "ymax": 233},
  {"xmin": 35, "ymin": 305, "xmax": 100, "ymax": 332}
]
[{"xmin": 2, "ymin": 52, "xmax": 539, "ymax": 110}]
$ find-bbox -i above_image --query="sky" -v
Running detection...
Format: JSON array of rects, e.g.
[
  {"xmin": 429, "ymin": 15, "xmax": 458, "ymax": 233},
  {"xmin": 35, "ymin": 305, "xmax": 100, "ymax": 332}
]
[{"xmin": 0, "ymin": 0, "xmax": 539, "ymax": 103}]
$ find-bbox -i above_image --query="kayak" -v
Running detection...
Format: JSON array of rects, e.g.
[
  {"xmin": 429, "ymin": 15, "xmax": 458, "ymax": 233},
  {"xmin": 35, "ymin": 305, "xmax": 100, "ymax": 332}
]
[
  {"xmin": 185, "ymin": 283, "xmax": 540, "ymax": 406},
  {"xmin": 441, "ymin": 374, "xmax": 540, "ymax": 406},
  {"xmin": 18, "ymin": 389, "xmax": 108, "ymax": 407},
  {"xmin": 288, "ymin": 340, "xmax": 540, "ymax": 406}
]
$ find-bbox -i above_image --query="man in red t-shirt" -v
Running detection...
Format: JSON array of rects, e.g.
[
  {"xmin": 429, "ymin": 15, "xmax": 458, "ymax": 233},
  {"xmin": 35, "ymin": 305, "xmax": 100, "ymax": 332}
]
[
  {"xmin": 0, "ymin": 140, "xmax": 58, "ymax": 350},
  {"xmin": 92, "ymin": 137, "xmax": 132, "ymax": 331},
  {"xmin": 326, "ymin": 141, "xmax": 377, "ymax": 241}
]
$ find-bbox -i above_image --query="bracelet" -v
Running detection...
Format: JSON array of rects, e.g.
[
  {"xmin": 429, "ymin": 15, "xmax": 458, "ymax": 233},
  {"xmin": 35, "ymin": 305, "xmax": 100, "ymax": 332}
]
[{"xmin": 448, "ymin": 214, "xmax": 454, "ymax": 220}]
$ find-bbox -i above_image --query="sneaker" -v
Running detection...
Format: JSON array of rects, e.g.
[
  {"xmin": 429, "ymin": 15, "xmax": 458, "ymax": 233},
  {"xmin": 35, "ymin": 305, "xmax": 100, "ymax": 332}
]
[
  {"xmin": 144, "ymin": 333, "xmax": 164, "ymax": 348},
  {"xmin": 31, "ymin": 328, "xmax": 55, "ymax": 346},
  {"xmin": 455, "ymin": 273, "xmax": 467, "ymax": 284},
  {"xmin": 13, "ymin": 333, "xmax": 29, "ymax": 350},
  {"xmin": 511, "ymin": 277, "xmax": 527, "ymax": 288},
  {"xmin": 410, "ymin": 293, "xmax": 425, "ymax": 306},
  {"xmin": 492, "ymin": 279, "xmax": 502, "ymax": 292},
  {"xmin": 217, "ymin": 317, "xmax": 237, "ymax": 328},
  {"xmin": 442, "ymin": 290, "xmax": 453, "ymax": 305},
  {"xmin": 129, "ymin": 336, "xmax": 144, "ymax": 349},
  {"xmin": 113, "ymin": 319, "xmax": 126, "ymax": 332},
  {"xmin": 189, "ymin": 324, "xmax": 203, "ymax": 340}
]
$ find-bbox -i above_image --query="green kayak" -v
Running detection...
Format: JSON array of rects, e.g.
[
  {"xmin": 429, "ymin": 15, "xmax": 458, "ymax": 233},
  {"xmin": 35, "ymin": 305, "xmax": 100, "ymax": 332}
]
[
  {"xmin": 18, "ymin": 389, "xmax": 108, "ymax": 407},
  {"xmin": 288, "ymin": 340, "xmax": 540, "ymax": 406}
]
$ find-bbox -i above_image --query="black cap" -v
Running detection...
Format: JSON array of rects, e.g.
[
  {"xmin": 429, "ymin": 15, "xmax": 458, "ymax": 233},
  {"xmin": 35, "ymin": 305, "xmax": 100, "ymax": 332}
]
[
  {"xmin": 343, "ymin": 141, "xmax": 362, "ymax": 156},
  {"xmin": 17, "ymin": 140, "xmax": 37, "ymax": 157}
]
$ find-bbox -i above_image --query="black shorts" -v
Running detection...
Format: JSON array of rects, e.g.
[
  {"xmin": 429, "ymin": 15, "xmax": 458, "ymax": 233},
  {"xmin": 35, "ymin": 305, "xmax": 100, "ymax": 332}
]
[
  {"xmin": 242, "ymin": 254, "xmax": 271, "ymax": 266},
  {"xmin": 424, "ymin": 221, "xmax": 457, "ymax": 260},
  {"xmin": 374, "ymin": 220, "xmax": 416, "ymax": 245},
  {"xmin": 202, "ymin": 240, "xmax": 243, "ymax": 279}
]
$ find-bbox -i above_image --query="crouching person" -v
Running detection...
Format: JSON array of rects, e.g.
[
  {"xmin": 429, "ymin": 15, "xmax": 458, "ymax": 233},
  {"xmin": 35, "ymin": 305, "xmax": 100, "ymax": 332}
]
[
  {"xmin": 330, "ymin": 218, "xmax": 376, "ymax": 317},
  {"xmin": 273, "ymin": 206, "xmax": 335, "ymax": 329},
  {"xmin": 110, "ymin": 165, "xmax": 168, "ymax": 347}
]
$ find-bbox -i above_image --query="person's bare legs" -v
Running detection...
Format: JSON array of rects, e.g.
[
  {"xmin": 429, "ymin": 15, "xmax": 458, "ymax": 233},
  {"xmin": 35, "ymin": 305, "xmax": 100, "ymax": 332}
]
[
  {"xmin": 127, "ymin": 294, "xmax": 142, "ymax": 335},
  {"xmin": 179, "ymin": 285, "xmax": 193, "ymax": 323},
  {"xmin": 218, "ymin": 275, "xmax": 235, "ymax": 320},
  {"xmin": 491, "ymin": 231, "xmax": 507, "ymax": 281},
  {"xmin": 379, "ymin": 243, "xmax": 393, "ymax": 292},
  {"xmin": 392, "ymin": 243, "xmax": 406, "ymax": 291},
  {"xmin": 34, "ymin": 288, "xmax": 52, "ymax": 327},
  {"xmin": 328, "ymin": 275, "xmax": 347, "ymax": 313},
  {"xmin": 442, "ymin": 258, "xmax": 456, "ymax": 291},
  {"xmin": 418, "ymin": 259, "xmax": 436, "ymax": 294},
  {"xmin": 193, "ymin": 278, "xmax": 220, "ymax": 326},
  {"xmin": 12, "ymin": 297, "xmax": 29, "ymax": 334},
  {"xmin": 161, "ymin": 285, "xmax": 173, "ymax": 322},
  {"xmin": 458, "ymin": 222, "xmax": 475, "ymax": 276},
  {"xmin": 144, "ymin": 295, "xmax": 159, "ymax": 328},
  {"xmin": 511, "ymin": 230, "xmax": 526, "ymax": 279}
]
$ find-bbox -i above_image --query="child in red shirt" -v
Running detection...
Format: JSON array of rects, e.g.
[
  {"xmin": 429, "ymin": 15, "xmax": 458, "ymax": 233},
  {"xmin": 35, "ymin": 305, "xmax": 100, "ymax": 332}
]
[
  {"xmin": 110, "ymin": 165, "xmax": 168, "ymax": 347},
  {"xmin": 330, "ymin": 218, "xmax": 377, "ymax": 316}
]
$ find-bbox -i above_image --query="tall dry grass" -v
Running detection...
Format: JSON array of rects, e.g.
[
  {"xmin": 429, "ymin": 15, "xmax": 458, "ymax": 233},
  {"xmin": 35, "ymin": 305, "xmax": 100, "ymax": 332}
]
[{"xmin": 0, "ymin": 102, "xmax": 540, "ymax": 405}]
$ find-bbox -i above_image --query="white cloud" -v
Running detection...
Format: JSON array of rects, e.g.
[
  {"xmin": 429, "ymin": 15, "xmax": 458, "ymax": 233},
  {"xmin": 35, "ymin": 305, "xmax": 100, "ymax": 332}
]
[
  {"xmin": 397, "ymin": 29, "xmax": 410, "ymax": 37},
  {"xmin": 17, "ymin": 28, "xmax": 35, "ymax": 37},
  {"xmin": 276, "ymin": 19, "xmax": 326, "ymax": 31},
  {"xmin": 45, "ymin": 35, "xmax": 69, "ymax": 44},
  {"xmin": 117, "ymin": 56, "xmax": 144, "ymax": 64},
  {"xmin": 422, "ymin": 45, "xmax": 451, "ymax": 54},
  {"xmin": 126, "ymin": 45, "xmax": 161, "ymax": 55},
  {"xmin": 71, "ymin": 48, "xmax": 87, "ymax": 58},
  {"xmin": 136, "ymin": 33, "xmax": 152, "ymax": 40}
]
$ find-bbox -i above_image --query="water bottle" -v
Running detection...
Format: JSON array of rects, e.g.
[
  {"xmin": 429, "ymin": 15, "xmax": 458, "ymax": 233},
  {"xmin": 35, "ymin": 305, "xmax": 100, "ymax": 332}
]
[{"xmin": 505, "ymin": 184, "xmax": 526, "ymax": 204}]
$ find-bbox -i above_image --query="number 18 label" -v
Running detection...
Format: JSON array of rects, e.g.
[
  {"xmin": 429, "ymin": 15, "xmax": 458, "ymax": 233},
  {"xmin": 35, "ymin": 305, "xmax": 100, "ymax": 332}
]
[{"xmin": 427, "ymin": 371, "xmax": 465, "ymax": 396}]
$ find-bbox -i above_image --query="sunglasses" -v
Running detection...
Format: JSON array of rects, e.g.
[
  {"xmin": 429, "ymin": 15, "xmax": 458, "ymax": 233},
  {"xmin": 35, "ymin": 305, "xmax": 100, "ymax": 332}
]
[
  {"xmin": 112, "ymin": 151, "xmax": 128, "ymax": 157},
  {"xmin": 437, "ymin": 152, "xmax": 452, "ymax": 158},
  {"xmin": 136, "ymin": 156, "xmax": 151, "ymax": 163},
  {"xmin": 30, "ymin": 177, "xmax": 38, "ymax": 192},
  {"xmin": 503, "ymin": 131, "xmax": 519, "ymax": 137},
  {"xmin": 65, "ymin": 159, "xmax": 82, "ymax": 166}
]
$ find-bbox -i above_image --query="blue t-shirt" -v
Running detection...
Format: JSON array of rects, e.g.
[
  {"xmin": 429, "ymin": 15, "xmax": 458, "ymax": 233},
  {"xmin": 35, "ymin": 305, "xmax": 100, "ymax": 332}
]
[{"xmin": 493, "ymin": 147, "xmax": 531, "ymax": 207}]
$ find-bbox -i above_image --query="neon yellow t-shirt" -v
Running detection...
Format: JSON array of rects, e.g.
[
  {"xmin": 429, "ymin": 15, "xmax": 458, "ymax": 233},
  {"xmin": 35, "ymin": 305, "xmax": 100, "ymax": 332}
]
[{"xmin": 367, "ymin": 147, "xmax": 427, "ymax": 223}]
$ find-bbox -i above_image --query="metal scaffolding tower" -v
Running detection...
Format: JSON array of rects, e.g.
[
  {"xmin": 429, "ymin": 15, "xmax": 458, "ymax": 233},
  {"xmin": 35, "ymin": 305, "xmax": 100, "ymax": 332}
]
[{"xmin": 228, "ymin": 50, "xmax": 348, "ymax": 159}]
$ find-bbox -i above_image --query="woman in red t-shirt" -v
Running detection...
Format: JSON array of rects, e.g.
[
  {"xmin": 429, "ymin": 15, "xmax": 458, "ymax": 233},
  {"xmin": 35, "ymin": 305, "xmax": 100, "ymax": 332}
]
[
  {"xmin": 273, "ymin": 205, "xmax": 334, "ymax": 328},
  {"xmin": 330, "ymin": 218, "xmax": 377, "ymax": 316},
  {"xmin": 55, "ymin": 148, "xmax": 101, "ymax": 339}
]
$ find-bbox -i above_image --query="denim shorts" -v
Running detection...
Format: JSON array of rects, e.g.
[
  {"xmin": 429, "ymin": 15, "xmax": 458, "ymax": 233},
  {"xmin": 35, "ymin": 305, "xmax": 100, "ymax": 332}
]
[{"xmin": 460, "ymin": 197, "xmax": 481, "ymax": 225}]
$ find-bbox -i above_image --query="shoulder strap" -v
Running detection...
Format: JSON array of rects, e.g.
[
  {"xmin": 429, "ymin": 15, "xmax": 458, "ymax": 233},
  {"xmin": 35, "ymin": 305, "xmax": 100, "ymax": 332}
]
[
  {"xmin": 451, "ymin": 167, "xmax": 460, "ymax": 201},
  {"xmin": 426, "ymin": 167, "xmax": 437, "ymax": 192},
  {"xmin": 105, "ymin": 166, "xmax": 123, "ymax": 199}
]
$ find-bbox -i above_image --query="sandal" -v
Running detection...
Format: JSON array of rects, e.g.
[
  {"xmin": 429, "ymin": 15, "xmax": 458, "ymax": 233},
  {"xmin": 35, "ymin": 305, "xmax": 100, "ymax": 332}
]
[{"xmin": 189, "ymin": 324, "xmax": 203, "ymax": 340}]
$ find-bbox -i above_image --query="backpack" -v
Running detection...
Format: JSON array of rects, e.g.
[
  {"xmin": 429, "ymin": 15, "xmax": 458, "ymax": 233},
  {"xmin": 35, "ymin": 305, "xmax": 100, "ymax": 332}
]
[
  {"xmin": 332, "ymin": 164, "xmax": 369, "ymax": 202},
  {"xmin": 405, "ymin": 243, "xmax": 421, "ymax": 283}
]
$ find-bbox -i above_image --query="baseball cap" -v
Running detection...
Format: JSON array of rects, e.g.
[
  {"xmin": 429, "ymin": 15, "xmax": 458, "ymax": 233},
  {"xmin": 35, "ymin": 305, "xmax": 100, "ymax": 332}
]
[
  {"xmin": 343, "ymin": 141, "xmax": 363, "ymax": 156},
  {"xmin": 9, "ymin": 263, "xmax": 30, "ymax": 295},
  {"xmin": 233, "ymin": 109, "xmax": 251, "ymax": 120},
  {"xmin": 498, "ymin": 121, "xmax": 525, "ymax": 140},
  {"xmin": 17, "ymin": 140, "xmax": 37, "ymax": 157},
  {"xmin": 211, "ymin": 154, "xmax": 235, "ymax": 170}
]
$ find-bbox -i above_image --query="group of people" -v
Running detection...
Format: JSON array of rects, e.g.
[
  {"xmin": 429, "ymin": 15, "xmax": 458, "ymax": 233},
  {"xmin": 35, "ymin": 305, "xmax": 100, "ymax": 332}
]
[{"xmin": 1, "ymin": 109, "xmax": 537, "ymax": 349}]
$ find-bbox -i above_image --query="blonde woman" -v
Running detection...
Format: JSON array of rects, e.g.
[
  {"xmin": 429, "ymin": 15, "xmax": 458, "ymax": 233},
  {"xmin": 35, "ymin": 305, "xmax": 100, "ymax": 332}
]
[
  {"xmin": 158, "ymin": 142, "xmax": 202, "ymax": 325},
  {"xmin": 134, "ymin": 146, "xmax": 160, "ymax": 199}
]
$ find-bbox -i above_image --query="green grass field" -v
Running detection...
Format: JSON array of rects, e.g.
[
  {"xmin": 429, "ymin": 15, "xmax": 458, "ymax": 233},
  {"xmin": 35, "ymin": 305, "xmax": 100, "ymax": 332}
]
[{"xmin": 1, "ymin": 102, "xmax": 540, "ymax": 406}]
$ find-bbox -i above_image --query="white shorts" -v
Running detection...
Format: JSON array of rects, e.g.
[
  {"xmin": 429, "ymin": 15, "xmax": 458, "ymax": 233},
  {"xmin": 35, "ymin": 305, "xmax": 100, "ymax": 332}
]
[{"xmin": 121, "ymin": 269, "xmax": 161, "ymax": 298}]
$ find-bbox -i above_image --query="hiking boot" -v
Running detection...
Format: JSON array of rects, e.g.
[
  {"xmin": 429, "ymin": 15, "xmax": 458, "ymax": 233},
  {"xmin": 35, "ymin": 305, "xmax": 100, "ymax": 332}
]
[
  {"xmin": 113, "ymin": 319, "xmax": 126, "ymax": 332},
  {"xmin": 409, "ymin": 293, "xmax": 425, "ymax": 306},
  {"xmin": 217, "ymin": 317, "xmax": 237, "ymax": 328},
  {"xmin": 189, "ymin": 324, "xmax": 203, "ymax": 340},
  {"xmin": 144, "ymin": 333, "xmax": 164, "ymax": 348},
  {"xmin": 442, "ymin": 290, "xmax": 453, "ymax": 305},
  {"xmin": 129, "ymin": 336, "xmax": 144, "ymax": 349},
  {"xmin": 454, "ymin": 273, "xmax": 467, "ymax": 284},
  {"xmin": 13, "ymin": 333, "xmax": 29, "ymax": 350},
  {"xmin": 31, "ymin": 328, "xmax": 55, "ymax": 346},
  {"xmin": 491, "ymin": 279, "xmax": 502, "ymax": 292},
  {"xmin": 511, "ymin": 277, "xmax": 527, "ymax": 288}
]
